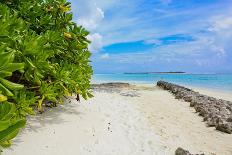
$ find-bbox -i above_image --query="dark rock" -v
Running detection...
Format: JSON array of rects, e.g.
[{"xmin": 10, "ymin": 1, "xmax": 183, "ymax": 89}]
[
  {"xmin": 216, "ymin": 119, "xmax": 232, "ymax": 134},
  {"xmin": 175, "ymin": 147, "xmax": 191, "ymax": 155},
  {"xmin": 175, "ymin": 147, "xmax": 205, "ymax": 155},
  {"xmin": 226, "ymin": 117, "xmax": 232, "ymax": 122}
]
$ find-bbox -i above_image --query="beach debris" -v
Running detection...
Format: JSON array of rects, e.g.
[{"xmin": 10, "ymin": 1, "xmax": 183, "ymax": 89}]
[
  {"xmin": 92, "ymin": 83, "xmax": 130, "ymax": 88},
  {"xmin": 175, "ymin": 147, "xmax": 205, "ymax": 155},
  {"xmin": 107, "ymin": 122, "xmax": 113, "ymax": 132},
  {"xmin": 91, "ymin": 83, "xmax": 131, "ymax": 93},
  {"xmin": 120, "ymin": 91, "xmax": 140, "ymax": 97},
  {"xmin": 157, "ymin": 81, "xmax": 232, "ymax": 134},
  {"xmin": 92, "ymin": 83, "xmax": 141, "ymax": 98}
]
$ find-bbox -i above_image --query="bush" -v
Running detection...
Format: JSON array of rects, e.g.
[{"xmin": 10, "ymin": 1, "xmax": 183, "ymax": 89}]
[{"xmin": 0, "ymin": 0, "xmax": 93, "ymax": 150}]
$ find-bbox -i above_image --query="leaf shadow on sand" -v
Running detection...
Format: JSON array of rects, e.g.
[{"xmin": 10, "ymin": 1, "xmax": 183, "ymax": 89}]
[{"xmin": 8, "ymin": 97, "xmax": 83, "ymax": 149}]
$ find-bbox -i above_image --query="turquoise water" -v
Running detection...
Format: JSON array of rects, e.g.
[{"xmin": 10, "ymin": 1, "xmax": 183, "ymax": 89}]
[{"xmin": 92, "ymin": 74, "xmax": 232, "ymax": 92}]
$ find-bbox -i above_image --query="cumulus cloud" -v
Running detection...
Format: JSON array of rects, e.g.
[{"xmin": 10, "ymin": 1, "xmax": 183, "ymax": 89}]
[
  {"xmin": 70, "ymin": 1, "xmax": 105, "ymax": 31},
  {"xmin": 87, "ymin": 33, "xmax": 103, "ymax": 53},
  {"xmin": 77, "ymin": 6, "xmax": 104, "ymax": 31}
]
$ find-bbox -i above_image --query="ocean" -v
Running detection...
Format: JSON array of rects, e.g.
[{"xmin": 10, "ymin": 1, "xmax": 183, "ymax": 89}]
[{"xmin": 92, "ymin": 73, "xmax": 232, "ymax": 92}]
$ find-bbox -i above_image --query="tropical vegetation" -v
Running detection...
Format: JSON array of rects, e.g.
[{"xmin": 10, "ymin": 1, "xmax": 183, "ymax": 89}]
[{"xmin": 0, "ymin": 0, "xmax": 93, "ymax": 151}]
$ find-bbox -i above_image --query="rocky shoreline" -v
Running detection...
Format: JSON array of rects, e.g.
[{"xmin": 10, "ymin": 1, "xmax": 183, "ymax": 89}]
[{"xmin": 157, "ymin": 81, "xmax": 232, "ymax": 134}]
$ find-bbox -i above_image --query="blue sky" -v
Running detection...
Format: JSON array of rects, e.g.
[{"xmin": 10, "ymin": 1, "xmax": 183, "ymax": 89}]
[{"xmin": 70, "ymin": 0, "xmax": 232, "ymax": 73}]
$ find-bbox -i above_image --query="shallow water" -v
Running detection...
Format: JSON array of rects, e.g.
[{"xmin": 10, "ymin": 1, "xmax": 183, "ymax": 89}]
[{"xmin": 92, "ymin": 73, "xmax": 232, "ymax": 92}]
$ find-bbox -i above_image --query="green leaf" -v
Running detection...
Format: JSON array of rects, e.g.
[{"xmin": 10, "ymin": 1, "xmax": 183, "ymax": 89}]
[
  {"xmin": 0, "ymin": 120, "xmax": 11, "ymax": 132},
  {"xmin": 0, "ymin": 52, "xmax": 14, "ymax": 69},
  {"xmin": 87, "ymin": 92, "xmax": 94, "ymax": 98},
  {"xmin": 0, "ymin": 94, "xmax": 7, "ymax": 103},
  {"xmin": 2, "ymin": 63, "xmax": 24, "ymax": 73},
  {"xmin": 0, "ymin": 119, "xmax": 26, "ymax": 143},
  {"xmin": 0, "ymin": 71, "xmax": 12, "ymax": 78},
  {"xmin": 82, "ymin": 92, "xmax": 87, "ymax": 100},
  {"xmin": 0, "ymin": 83, "xmax": 14, "ymax": 97},
  {"xmin": 0, "ymin": 78, "xmax": 24, "ymax": 91},
  {"xmin": 0, "ymin": 102, "xmax": 15, "ymax": 121}
]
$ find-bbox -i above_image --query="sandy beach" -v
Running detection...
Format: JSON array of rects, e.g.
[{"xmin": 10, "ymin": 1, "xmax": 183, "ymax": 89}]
[{"xmin": 4, "ymin": 84, "xmax": 232, "ymax": 155}]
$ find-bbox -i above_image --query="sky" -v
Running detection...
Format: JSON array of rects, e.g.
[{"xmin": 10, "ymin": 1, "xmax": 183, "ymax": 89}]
[{"xmin": 69, "ymin": 0, "xmax": 232, "ymax": 74}]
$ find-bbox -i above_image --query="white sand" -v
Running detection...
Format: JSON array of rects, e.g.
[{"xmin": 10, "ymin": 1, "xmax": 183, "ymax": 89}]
[
  {"xmin": 4, "ymin": 85, "xmax": 232, "ymax": 155},
  {"xmin": 191, "ymin": 87, "xmax": 232, "ymax": 102}
]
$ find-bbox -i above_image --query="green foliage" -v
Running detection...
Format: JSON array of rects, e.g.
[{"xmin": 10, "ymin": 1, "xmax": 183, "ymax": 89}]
[
  {"xmin": 0, "ymin": 0, "xmax": 93, "ymax": 150},
  {"xmin": 0, "ymin": 48, "xmax": 24, "ymax": 97},
  {"xmin": 38, "ymin": 82, "xmax": 59, "ymax": 110},
  {"xmin": 12, "ymin": 89, "xmax": 38, "ymax": 117},
  {"xmin": 0, "ymin": 102, "xmax": 26, "ymax": 149}
]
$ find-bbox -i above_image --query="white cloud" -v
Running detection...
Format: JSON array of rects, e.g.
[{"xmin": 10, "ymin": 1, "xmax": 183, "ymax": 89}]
[
  {"xmin": 78, "ymin": 6, "xmax": 104, "ymax": 31},
  {"xmin": 205, "ymin": 13, "xmax": 232, "ymax": 57},
  {"xmin": 87, "ymin": 33, "xmax": 103, "ymax": 53},
  {"xmin": 100, "ymin": 53, "xmax": 110, "ymax": 60},
  {"xmin": 209, "ymin": 17, "xmax": 232, "ymax": 32},
  {"xmin": 70, "ymin": 1, "xmax": 105, "ymax": 31},
  {"xmin": 211, "ymin": 45, "xmax": 226, "ymax": 57}
]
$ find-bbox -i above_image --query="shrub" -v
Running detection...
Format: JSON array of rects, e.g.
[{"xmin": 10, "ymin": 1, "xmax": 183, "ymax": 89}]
[{"xmin": 0, "ymin": 0, "xmax": 93, "ymax": 150}]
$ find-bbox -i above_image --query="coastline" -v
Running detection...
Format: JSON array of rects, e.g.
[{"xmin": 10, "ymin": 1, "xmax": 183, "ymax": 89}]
[
  {"xmin": 92, "ymin": 80, "xmax": 232, "ymax": 93},
  {"xmin": 4, "ymin": 83, "xmax": 232, "ymax": 155},
  {"xmin": 92, "ymin": 73, "xmax": 232, "ymax": 93}
]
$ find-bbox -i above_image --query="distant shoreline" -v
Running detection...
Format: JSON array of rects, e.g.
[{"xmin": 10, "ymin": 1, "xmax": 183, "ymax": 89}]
[
  {"xmin": 92, "ymin": 73, "xmax": 232, "ymax": 92},
  {"xmin": 124, "ymin": 72, "xmax": 186, "ymax": 74}
]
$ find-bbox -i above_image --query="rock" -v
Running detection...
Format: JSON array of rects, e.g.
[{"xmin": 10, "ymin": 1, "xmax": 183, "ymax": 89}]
[
  {"xmin": 175, "ymin": 147, "xmax": 192, "ymax": 155},
  {"xmin": 226, "ymin": 116, "xmax": 232, "ymax": 122},
  {"xmin": 207, "ymin": 115, "xmax": 220, "ymax": 127},
  {"xmin": 216, "ymin": 119, "xmax": 232, "ymax": 134},
  {"xmin": 157, "ymin": 81, "xmax": 232, "ymax": 134},
  {"xmin": 175, "ymin": 147, "xmax": 205, "ymax": 155}
]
